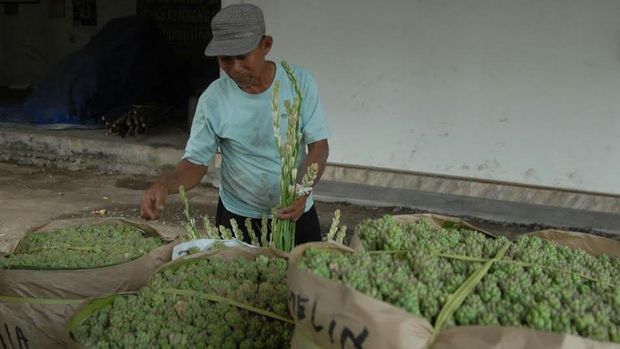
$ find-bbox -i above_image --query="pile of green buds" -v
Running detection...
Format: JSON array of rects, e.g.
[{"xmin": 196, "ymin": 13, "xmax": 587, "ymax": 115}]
[
  {"xmin": 300, "ymin": 216, "xmax": 620, "ymax": 342},
  {"xmin": 72, "ymin": 255, "xmax": 292, "ymax": 348},
  {"xmin": 0, "ymin": 224, "xmax": 163, "ymax": 269}
]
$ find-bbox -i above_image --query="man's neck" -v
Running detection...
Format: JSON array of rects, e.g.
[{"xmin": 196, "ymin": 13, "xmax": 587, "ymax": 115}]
[{"xmin": 240, "ymin": 61, "xmax": 276, "ymax": 94}]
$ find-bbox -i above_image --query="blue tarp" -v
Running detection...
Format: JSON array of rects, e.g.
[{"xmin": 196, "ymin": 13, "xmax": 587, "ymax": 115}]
[{"xmin": 0, "ymin": 15, "xmax": 189, "ymax": 127}]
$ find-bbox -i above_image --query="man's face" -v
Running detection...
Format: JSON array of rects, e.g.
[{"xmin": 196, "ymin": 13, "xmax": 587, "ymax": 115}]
[{"xmin": 217, "ymin": 36, "xmax": 272, "ymax": 88}]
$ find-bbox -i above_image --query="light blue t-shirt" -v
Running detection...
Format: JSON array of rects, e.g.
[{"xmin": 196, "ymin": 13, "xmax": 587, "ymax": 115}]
[{"xmin": 183, "ymin": 62, "xmax": 330, "ymax": 218}]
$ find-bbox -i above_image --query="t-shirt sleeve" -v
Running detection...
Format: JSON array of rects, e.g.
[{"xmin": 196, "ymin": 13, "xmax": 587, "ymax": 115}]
[
  {"xmin": 299, "ymin": 70, "xmax": 330, "ymax": 144},
  {"xmin": 183, "ymin": 95, "xmax": 219, "ymax": 166}
]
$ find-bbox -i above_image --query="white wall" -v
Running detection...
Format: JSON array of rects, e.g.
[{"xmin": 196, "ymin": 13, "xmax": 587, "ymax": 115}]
[
  {"xmin": 0, "ymin": 0, "xmax": 136, "ymax": 86},
  {"xmin": 3, "ymin": 1, "xmax": 619, "ymax": 194},
  {"xmin": 226, "ymin": 0, "xmax": 620, "ymax": 195}
]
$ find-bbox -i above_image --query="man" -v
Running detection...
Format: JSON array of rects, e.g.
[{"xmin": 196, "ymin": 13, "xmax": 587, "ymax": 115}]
[{"xmin": 140, "ymin": 3, "xmax": 330, "ymax": 245}]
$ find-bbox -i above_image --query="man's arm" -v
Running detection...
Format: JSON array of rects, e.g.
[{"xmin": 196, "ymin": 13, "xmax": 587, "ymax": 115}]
[
  {"xmin": 298, "ymin": 139, "xmax": 329, "ymax": 186},
  {"xmin": 277, "ymin": 139, "xmax": 329, "ymax": 221},
  {"xmin": 140, "ymin": 159, "xmax": 208, "ymax": 220}
]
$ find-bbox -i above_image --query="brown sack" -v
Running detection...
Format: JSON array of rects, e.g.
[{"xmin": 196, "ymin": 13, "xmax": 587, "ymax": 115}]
[
  {"xmin": 151, "ymin": 243, "xmax": 288, "ymax": 276},
  {"xmin": 66, "ymin": 245, "xmax": 290, "ymax": 349},
  {"xmin": 0, "ymin": 218, "xmax": 181, "ymax": 349},
  {"xmin": 288, "ymin": 241, "xmax": 433, "ymax": 349},
  {"xmin": 289, "ymin": 214, "xmax": 620, "ymax": 349},
  {"xmin": 527, "ymin": 229, "xmax": 620, "ymax": 258},
  {"xmin": 348, "ymin": 213, "xmax": 495, "ymax": 251},
  {"xmin": 432, "ymin": 325, "xmax": 620, "ymax": 349}
]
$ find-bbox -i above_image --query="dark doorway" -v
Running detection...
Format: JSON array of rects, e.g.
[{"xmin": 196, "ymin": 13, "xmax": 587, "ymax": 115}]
[{"xmin": 137, "ymin": 0, "xmax": 222, "ymax": 96}]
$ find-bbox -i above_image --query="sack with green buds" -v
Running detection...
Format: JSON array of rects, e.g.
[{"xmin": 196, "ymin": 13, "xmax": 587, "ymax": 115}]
[
  {"xmin": 67, "ymin": 245, "xmax": 293, "ymax": 348},
  {"xmin": 288, "ymin": 214, "xmax": 620, "ymax": 349},
  {"xmin": 0, "ymin": 218, "xmax": 182, "ymax": 349}
]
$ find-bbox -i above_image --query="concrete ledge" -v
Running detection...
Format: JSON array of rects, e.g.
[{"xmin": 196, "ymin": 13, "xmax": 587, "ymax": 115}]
[
  {"xmin": 321, "ymin": 165, "xmax": 620, "ymax": 214},
  {"xmin": 0, "ymin": 126, "xmax": 184, "ymax": 176},
  {"xmin": 315, "ymin": 181, "xmax": 620, "ymax": 235}
]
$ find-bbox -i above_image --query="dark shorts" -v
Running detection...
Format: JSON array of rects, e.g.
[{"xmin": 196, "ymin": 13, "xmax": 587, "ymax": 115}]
[{"xmin": 215, "ymin": 198, "xmax": 322, "ymax": 245}]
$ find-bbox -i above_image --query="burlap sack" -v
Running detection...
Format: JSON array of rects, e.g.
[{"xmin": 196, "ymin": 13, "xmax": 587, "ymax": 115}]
[
  {"xmin": 0, "ymin": 218, "xmax": 181, "ymax": 349},
  {"xmin": 289, "ymin": 214, "xmax": 620, "ymax": 349},
  {"xmin": 66, "ymin": 245, "xmax": 290, "ymax": 348},
  {"xmin": 150, "ymin": 243, "xmax": 288, "ymax": 277},
  {"xmin": 348, "ymin": 213, "xmax": 495, "ymax": 251}
]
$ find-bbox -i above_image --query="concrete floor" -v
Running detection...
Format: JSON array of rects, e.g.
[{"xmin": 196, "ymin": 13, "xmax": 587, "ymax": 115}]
[
  {"xmin": 2, "ymin": 161, "xmax": 619, "ymax": 255},
  {"xmin": 0, "ymin": 162, "xmax": 420, "ymax": 254}
]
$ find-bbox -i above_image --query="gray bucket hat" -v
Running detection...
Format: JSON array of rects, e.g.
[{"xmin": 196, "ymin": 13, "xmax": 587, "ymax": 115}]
[{"xmin": 204, "ymin": 3, "xmax": 266, "ymax": 57}]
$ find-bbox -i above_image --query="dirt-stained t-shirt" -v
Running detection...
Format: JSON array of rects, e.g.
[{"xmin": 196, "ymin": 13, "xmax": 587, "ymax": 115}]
[{"xmin": 184, "ymin": 62, "xmax": 329, "ymax": 218}]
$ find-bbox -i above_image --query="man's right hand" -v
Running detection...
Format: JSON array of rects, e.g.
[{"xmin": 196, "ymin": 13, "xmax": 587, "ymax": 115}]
[
  {"xmin": 140, "ymin": 182, "xmax": 168, "ymax": 220},
  {"xmin": 139, "ymin": 159, "xmax": 208, "ymax": 220}
]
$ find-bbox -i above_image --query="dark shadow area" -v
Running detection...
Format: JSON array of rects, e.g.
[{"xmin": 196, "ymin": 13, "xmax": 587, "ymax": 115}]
[{"xmin": 1, "ymin": 0, "xmax": 221, "ymax": 136}]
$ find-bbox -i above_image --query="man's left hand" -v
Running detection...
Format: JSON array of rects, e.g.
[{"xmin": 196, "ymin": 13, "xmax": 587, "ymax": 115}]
[{"xmin": 277, "ymin": 195, "xmax": 308, "ymax": 222}]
